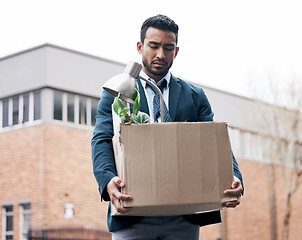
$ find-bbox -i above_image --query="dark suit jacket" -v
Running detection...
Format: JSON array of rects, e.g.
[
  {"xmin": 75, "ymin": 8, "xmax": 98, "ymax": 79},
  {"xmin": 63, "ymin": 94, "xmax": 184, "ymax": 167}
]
[{"xmin": 91, "ymin": 75, "xmax": 243, "ymax": 232}]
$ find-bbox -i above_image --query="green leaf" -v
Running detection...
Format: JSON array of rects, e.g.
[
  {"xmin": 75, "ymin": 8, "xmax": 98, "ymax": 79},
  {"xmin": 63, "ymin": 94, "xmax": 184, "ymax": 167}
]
[
  {"xmin": 140, "ymin": 112, "xmax": 151, "ymax": 123},
  {"xmin": 131, "ymin": 111, "xmax": 150, "ymax": 124},
  {"xmin": 133, "ymin": 91, "xmax": 140, "ymax": 115},
  {"xmin": 113, "ymin": 97, "xmax": 126, "ymax": 118},
  {"xmin": 131, "ymin": 84, "xmax": 139, "ymax": 101}
]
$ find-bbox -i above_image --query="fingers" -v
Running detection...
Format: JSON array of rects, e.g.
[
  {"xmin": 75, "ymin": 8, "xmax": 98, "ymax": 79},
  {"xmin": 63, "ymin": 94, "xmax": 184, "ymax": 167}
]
[
  {"xmin": 107, "ymin": 177, "xmax": 133, "ymax": 213},
  {"xmin": 222, "ymin": 176, "xmax": 243, "ymax": 208},
  {"xmin": 110, "ymin": 177, "xmax": 133, "ymax": 200},
  {"xmin": 113, "ymin": 176, "xmax": 125, "ymax": 188},
  {"xmin": 223, "ymin": 176, "xmax": 243, "ymax": 195},
  {"xmin": 107, "ymin": 176, "xmax": 124, "ymax": 193},
  {"xmin": 112, "ymin": 198, "xmax": 133, "ymax": 214},
  {"xmin": 112, "ymin": 187, "xmax": 133, "ymax": 202},
  {"xmin": 232, "ymin": 178, "xmax": 240, "ymax": 189},
  {"xmin": 222, "ymin": 193, "xmax": 241, "ymax": 208},
  {"xmin": 223, "ymin": 185, "xmax": 243, "ymax": 196}
]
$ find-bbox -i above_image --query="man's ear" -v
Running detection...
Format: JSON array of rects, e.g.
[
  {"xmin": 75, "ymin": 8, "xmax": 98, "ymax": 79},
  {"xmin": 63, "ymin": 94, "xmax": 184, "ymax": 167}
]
[
  {"xmin": 137, "ymin": 42, "xmax": 143, "ymax": 54},
  {"xmin": 174, "ymin": 47, "xmax": 179, "ymax": 59}
]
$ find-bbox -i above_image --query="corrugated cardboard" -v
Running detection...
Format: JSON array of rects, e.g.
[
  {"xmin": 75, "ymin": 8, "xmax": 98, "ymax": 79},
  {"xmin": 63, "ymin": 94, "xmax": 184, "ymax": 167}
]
[{"xmin": 112, "ymin": 122, "xmax": 236, "ymax": 216}]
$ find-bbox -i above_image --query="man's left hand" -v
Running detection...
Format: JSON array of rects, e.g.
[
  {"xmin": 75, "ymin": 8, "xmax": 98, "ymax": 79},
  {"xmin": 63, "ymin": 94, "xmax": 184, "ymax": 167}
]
[{"xmin": 222, "ymin": 176, "xmax": 243, "ymax": 208}]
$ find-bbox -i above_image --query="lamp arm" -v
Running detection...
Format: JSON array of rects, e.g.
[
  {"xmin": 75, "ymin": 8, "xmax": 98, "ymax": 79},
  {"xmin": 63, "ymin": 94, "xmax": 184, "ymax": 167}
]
[{"xmin": 138, "ymin": 75, "xmax": 165, "ymax": 123}]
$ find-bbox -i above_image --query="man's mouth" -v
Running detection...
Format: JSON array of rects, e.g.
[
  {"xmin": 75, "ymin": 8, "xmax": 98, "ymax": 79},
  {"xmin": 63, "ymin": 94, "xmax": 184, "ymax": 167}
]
[{"xmin": 152, "ymin": 61, "xmax": 167, "ymax": 68}]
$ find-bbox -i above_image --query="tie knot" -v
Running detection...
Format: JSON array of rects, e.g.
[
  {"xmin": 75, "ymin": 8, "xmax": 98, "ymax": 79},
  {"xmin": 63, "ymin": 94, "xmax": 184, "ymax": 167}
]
[
  {"xmin": 148, "ymin": 78, "xmax": 167, "ymax": 93},
  {"xmin": 157, "ymin": 78, "xmax": 167, "ymax": 89}
]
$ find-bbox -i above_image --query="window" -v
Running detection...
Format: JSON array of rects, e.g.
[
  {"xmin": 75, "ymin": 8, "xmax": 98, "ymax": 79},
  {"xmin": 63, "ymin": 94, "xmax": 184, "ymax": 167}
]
[
  {"xmin": 67, "ymin": 94, "xmax": 75, "ymax": 122},
  {"xmin": 54, "ymin": 91, "xmax": 63, "ymax": 120},
  {"xmin": 91, "ymin": 99, "xmax": 98, "ymax": 126},
  {"xmin": 52, "ymin": 90, "xmax": 98, "ymax": 127},
  {"xmin": 20, "ymin": 203, "xmax": 31, "ymax": 240},
  {"xmin": 23, "ymin": 94, "xmax": 30, "ymax": 123},
  {"xmin": 12, "ymin": 96, "xmax": 19, "ymax": 125},
  {"xmin": 3, "ymin": 205, "xmax": 14, "ymax": 240},
  {"xmin": 2, "ymin": 98, "xmax": 9, "ymax": 128},
  {"xmin": 1, "ymin": 90, "xmax": 41, "ymax": 129},
  {"xmin": 228, "ymin": 128, "xmax": 241, "ymax": 158},
  {"xmin": 34, "ymin": 91, "xmax": 41, "ymax": 120},
  {"xmin": 79, "ymin": 96, "xmax": 87, "ymax": 125}
]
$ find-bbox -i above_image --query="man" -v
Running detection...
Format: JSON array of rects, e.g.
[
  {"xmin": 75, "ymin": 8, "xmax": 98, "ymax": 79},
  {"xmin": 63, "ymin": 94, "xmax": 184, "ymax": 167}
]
[{"xmin": 92, "ymin": 14, "xmax": 243, "ymax": 240}]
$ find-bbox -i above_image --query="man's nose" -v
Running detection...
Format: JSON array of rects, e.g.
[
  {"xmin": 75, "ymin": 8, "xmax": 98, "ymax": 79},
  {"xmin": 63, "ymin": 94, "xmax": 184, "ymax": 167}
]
[{"xmin": 156, "ymin": 47, "xmax": 165, "ymax": 59}]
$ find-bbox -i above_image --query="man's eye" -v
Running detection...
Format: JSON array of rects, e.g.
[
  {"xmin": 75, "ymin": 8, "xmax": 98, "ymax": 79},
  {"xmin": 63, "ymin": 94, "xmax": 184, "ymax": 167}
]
[{"xmin": 150, "ymin": 45, "xmax": 158, "ymax": 49}]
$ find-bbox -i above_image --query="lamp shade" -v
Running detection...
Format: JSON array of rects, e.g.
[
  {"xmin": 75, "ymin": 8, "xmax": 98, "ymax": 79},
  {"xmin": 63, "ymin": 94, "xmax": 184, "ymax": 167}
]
[
  {"xmin": 102, "ymin": 60, "xmax": 166, "ymax": 122},
  {"xmin": 103, "ymin": 61, "xmax": 142, "ymax": 104}
]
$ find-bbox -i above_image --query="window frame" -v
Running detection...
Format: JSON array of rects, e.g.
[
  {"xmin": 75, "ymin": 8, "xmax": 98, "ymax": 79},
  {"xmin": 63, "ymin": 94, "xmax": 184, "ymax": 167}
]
[
  {"xmin": 2, "ymin": 204, "xmax": 14, "ymax": 240},
  {"xmin": 52, "ymin": 89, "xmax": 98, "ymax": 127},
  {"xmin": 0, "ymin": 90, "xmax": 41, "ymax": 129},
  {"xmin": 19, "ymin": 201, "xmax": 31, "ymax": 240}
]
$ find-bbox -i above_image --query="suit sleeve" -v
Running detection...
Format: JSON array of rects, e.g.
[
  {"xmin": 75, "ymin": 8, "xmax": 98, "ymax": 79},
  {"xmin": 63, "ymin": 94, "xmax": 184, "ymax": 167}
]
[
  {"xmin": 91, "ymin": 90, "xmax": 117, "ymax": 201},
  {"xmin": 196, "ymin": 88, "xmax": 214, "ymax": 122},
  {"xmin": 232, "ymin": 152, "xmax": 244, "ymax": 190}
]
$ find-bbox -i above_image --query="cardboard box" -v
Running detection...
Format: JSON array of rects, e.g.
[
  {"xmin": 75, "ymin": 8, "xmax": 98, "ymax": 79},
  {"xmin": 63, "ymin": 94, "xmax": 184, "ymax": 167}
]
[{"xmin": 112, "ymin": 122, "xmax": 236, "ymax": 216}]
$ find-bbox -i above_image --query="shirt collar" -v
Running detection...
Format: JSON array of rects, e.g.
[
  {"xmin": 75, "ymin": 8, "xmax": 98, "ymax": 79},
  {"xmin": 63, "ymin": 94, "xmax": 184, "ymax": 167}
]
[{"xmin": 139, "ymin": 70, "xmax": 171, "ymax": 88}]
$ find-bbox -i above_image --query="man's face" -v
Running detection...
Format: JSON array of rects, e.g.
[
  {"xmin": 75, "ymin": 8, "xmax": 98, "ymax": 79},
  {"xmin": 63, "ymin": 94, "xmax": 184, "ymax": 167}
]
[{"xmin": 137, "ymin": 27, "xmax": 179, "ymax": 82}]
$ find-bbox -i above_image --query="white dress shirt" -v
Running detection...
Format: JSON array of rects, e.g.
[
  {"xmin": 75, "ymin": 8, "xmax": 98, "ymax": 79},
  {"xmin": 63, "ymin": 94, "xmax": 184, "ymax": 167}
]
[{"xmin": 139, "ymin": 70, "xmax": 171, "ymax": 123}]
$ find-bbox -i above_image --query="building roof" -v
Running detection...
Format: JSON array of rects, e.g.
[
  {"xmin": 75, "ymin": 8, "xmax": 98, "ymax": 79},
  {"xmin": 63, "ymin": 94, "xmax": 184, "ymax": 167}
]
[
  {"xmin": 0, "ymin": 43, "xmax": 125, "ymax": 66},
  {"xmin": 0, "ymin": 43, "xmax": 126, "ymax": 99}
]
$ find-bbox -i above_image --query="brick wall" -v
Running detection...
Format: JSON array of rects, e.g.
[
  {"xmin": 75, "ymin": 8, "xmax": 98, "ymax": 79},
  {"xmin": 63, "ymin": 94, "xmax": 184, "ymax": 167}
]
[
  {"xmin": 222, "ymin": 159, "xmax": 302, "ymax": 240},
  {"xmin": 0, "ymin": 123, "xmax": 109, "ymax": 239},
  {"xmin": 1, "ymin": 123, "xmax": 302, "ymax": 240},
  {"xmin": 41, "ymin": 123, "xmax": 108, "ymax": 229}
]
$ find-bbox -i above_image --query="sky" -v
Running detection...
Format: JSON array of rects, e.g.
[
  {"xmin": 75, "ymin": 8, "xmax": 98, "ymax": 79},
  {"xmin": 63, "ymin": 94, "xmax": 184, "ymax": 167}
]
[{"xmin": 1, "ymin": 0, "xmax": 302, "ymax": 100}]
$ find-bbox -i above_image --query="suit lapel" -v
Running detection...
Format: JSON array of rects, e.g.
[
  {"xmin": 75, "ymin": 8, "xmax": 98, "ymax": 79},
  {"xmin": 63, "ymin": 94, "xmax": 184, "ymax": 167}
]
[
  {"xmin": 137, "ymin": 78, "xmax": 150, "ymax": 115},
  {"xmin": 169, "ymin": 75, "xmax": 181, "ymax": 121}
]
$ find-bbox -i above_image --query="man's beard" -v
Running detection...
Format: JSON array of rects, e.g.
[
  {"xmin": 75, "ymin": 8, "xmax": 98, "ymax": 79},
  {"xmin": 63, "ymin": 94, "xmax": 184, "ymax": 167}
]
[{"xmin": 142, "ymin": 57, "xmax": 173, "ymax": 77}]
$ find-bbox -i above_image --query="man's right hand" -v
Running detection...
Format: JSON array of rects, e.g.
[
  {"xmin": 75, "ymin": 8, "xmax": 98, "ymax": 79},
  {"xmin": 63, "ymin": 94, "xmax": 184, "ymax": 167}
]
[{"xmin": 107, "ymin": 176, "xmax": 133, "ymax": 213}]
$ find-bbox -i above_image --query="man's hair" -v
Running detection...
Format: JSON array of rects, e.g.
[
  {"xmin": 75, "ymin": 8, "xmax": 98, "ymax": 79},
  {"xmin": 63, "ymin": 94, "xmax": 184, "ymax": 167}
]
[{"xmin": 140, "ymin": 14, "xmax": 179, "ymax": 44}]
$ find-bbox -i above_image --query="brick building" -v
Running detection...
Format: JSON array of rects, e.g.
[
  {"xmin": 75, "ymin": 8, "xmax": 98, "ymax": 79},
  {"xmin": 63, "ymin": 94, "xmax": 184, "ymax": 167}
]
[{"xmin": 1, "ymin": 44, "xmax": 301, "ymax": 240}]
